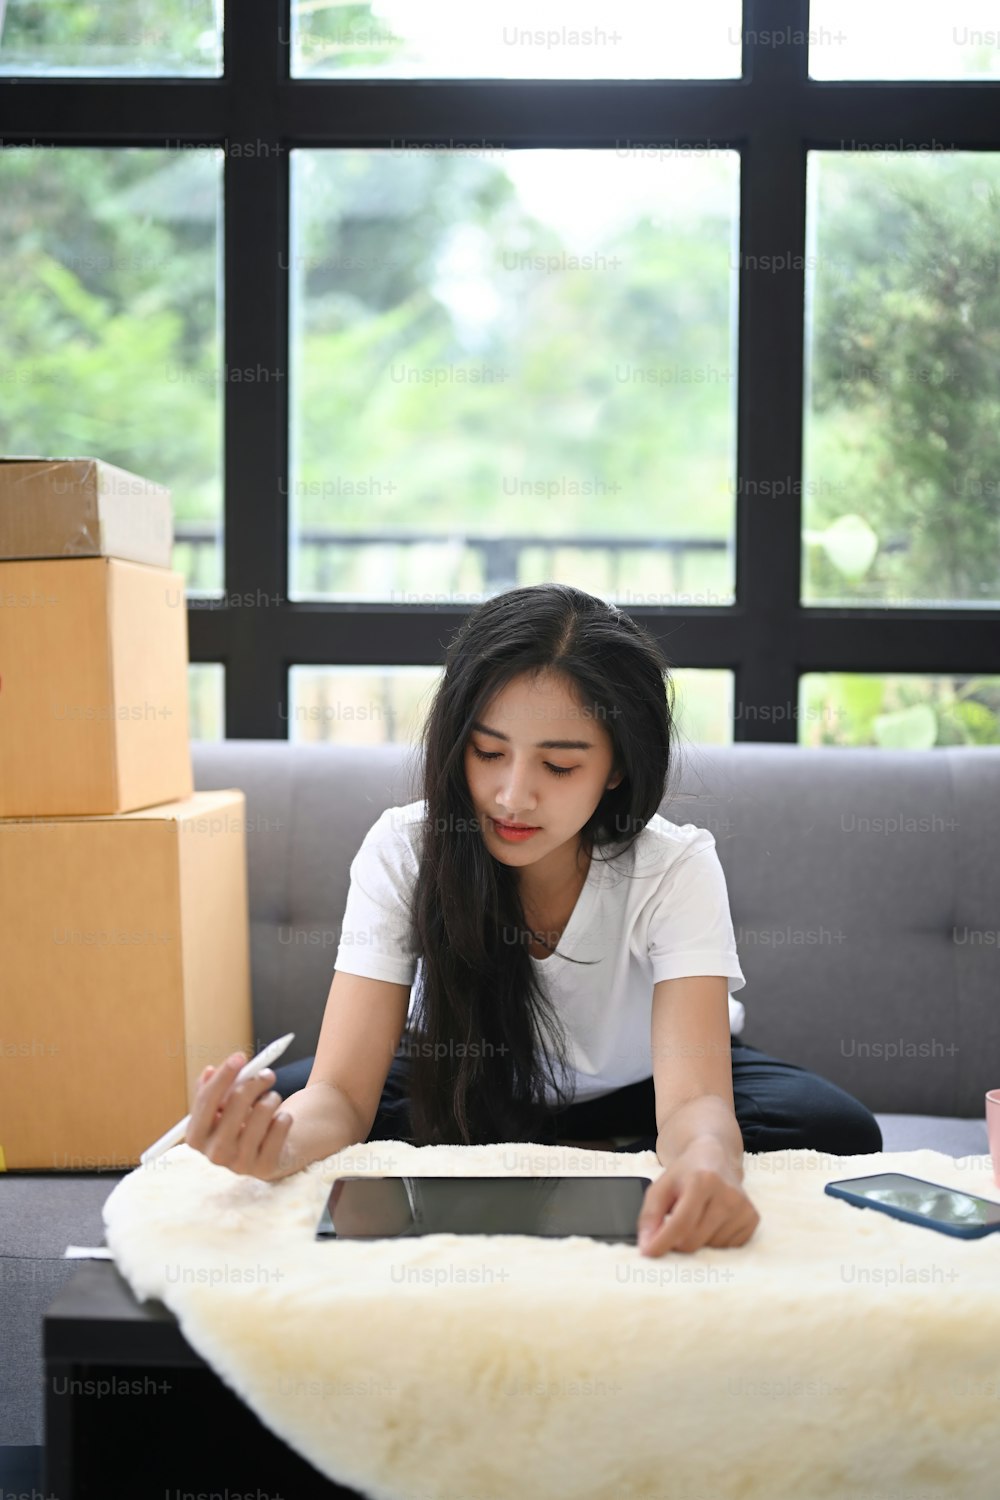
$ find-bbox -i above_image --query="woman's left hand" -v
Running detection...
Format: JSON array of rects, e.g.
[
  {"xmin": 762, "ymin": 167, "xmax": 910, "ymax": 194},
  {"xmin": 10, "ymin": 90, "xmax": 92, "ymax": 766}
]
[{"xmin": 635, "ymin": 1140, "xmax": 760, "ymax": 1256}]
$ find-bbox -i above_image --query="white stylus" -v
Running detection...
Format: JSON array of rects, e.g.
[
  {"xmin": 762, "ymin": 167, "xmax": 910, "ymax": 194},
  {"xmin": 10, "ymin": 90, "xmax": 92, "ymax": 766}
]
[{"xmin": 139, "ymin": 1032, "xmax": 296, "ymax": 1165}]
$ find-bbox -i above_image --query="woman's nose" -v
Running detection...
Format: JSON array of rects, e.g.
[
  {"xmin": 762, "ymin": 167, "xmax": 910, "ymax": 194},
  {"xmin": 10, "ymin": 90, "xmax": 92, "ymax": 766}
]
[{"xmin": 496, "ymin": 766, "xmax": 537, "ymax": 813}]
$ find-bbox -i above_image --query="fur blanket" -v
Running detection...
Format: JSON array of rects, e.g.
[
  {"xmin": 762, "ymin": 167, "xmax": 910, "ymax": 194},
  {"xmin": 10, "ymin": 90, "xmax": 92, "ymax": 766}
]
[{"xmin": 102, "ymin": 1142, "xmax": 1000, "ymax": 1500}]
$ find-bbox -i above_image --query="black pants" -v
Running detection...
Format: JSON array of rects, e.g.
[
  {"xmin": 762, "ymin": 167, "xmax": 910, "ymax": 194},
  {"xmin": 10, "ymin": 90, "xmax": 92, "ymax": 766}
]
[{"xmin": 272, "ymin": 1036, "xmax": 883, "ymax": 1156}]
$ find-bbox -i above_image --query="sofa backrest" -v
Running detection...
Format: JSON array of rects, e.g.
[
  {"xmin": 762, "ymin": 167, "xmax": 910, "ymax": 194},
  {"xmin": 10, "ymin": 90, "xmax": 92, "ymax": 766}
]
[{"xmin": 191, "ymin": 740, "xmax": 1000, "ymax": 1117}]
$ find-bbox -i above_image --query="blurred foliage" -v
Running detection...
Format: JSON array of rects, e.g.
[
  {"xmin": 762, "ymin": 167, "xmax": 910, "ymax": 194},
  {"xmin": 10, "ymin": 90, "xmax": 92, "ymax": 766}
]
[
  {"xmin": 291, "ymin": 149, "xmax": 737, "ymax": 544},
  {"xmin": 805, "ymin": 154, "xmax": 1000, "ymax": 607},
  {"xmin": 0, "ymin": 0, "xmax": 220, "ymax": 73},
  {"xmin": 0, "ymin": 147, "xmax": 223, "ymax": 586},
  {"xmin": 800, "ymin": 674, "xmax": 1000, "ymax": 748}
]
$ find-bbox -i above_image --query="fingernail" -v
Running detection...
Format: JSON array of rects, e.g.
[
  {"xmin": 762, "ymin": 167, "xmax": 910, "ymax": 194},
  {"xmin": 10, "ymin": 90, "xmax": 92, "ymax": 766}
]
[
  {"xmin": 638, "ymin": 1229, "xmax": 651, "ymax": 1252},
  {"xmin": 228, "ymin": 1052, "xmax": 244, "ymax": 1067}
]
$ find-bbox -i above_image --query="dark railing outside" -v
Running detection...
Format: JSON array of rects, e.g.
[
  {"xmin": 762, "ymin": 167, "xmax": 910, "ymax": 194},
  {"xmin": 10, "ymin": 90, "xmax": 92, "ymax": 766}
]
[{"xmin": 175, "ymin": 524, "xmax": 731, "ymax": 599}]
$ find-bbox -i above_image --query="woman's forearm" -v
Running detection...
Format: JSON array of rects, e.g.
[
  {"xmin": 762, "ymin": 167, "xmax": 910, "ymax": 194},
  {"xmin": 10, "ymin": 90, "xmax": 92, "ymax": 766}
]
[{"xmin": 269, "ymin": 1080, "xmax": 367, "ymax": 1180}]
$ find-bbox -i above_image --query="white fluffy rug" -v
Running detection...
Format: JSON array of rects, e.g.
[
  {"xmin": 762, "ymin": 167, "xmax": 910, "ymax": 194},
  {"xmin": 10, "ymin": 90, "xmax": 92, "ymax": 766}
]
[{"xmin": 102, "ymin": 1142, "xmax": 1000, "ymax": 1500}]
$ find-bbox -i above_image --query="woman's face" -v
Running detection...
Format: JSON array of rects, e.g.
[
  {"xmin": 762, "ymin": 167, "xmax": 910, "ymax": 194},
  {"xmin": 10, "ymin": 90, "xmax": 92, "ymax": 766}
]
[{"xmin": 463, "ymin": 669, "xmax": 623, "ymax": 871}]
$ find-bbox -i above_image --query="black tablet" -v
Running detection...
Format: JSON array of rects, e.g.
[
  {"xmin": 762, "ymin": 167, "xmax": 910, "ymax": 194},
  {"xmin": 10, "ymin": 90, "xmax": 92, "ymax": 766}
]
[{"xmin": 315, "ymin": 1175, "xmax": 649, "ymax": 1243}]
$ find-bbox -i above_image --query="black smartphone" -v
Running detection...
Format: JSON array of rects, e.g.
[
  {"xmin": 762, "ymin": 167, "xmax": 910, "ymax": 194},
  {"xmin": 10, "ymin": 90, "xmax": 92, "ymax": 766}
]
[
  {"xmin": 315, "ymin": 1174, "xmax": 649, "ymax": 1243},
  {"xmin": 825, "ymin": 1171, "xmax": 1000, "ymax": 1239}
]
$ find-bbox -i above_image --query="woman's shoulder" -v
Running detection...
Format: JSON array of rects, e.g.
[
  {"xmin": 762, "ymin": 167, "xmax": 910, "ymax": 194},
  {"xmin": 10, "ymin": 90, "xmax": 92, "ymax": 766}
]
[
  {"xmin": 348, "ymin": 800, "xmax": 427, "ymax": 898},
  {"xmin": 615, "ymin": 812, "xmax": 717, "ymax": 876},
  {"xmin": 359, "ymin": 799, "xmax": 428, "ymax": 859},
  {"xmin": 594, "ymin": 814, "xmax": 716, "ymax": 903}
]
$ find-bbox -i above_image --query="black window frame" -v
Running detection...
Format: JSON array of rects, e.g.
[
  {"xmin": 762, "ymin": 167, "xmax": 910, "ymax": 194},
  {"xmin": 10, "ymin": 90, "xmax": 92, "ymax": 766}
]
[{"xmin": 3, "ymin": 0, "xmax": 998, "ymax": 742}]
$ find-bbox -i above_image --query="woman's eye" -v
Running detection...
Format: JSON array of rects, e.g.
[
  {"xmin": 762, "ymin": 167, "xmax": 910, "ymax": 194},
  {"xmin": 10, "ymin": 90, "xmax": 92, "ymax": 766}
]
[{"xmin": 469, "ymin": 746, "xmax": 574, "ymax": 776}]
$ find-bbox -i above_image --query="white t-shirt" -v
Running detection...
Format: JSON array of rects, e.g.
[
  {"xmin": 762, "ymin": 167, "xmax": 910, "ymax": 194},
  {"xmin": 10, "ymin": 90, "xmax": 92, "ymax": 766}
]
[{"xmin": 333, "ymin": 801, "xmax": 747, "ymax": 1106}]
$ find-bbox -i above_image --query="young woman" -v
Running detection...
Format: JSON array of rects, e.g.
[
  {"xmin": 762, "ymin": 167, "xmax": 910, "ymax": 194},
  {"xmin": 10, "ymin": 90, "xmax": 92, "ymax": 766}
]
[{"xmin": 186, "ymin": 583, "xmax": 882, "ymax": 1255}]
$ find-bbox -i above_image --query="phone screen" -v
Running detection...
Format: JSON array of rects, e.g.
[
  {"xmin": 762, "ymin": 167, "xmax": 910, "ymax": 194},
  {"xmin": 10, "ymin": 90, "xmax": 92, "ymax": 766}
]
[
  {"xmin": 830, "ymin": 1172, "xmax": 1000, "ymax": 1228},
  {"xmin": 315, "ymin": 1175, "xmax": 649, "ymax": 1241}
]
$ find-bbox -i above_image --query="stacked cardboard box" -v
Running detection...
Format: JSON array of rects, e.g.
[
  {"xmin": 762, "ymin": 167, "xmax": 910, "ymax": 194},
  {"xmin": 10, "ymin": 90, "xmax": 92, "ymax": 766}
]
[{"xmin": 0, "ymin": 457, "xmax": 253, "ymax": 1169}]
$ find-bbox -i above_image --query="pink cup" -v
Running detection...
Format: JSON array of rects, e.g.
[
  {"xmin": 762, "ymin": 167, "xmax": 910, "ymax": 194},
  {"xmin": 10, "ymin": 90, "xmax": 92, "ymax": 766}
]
[{"xmin": 988, "ymin": 1090, "xmax": 1000, "ymax": 1188}]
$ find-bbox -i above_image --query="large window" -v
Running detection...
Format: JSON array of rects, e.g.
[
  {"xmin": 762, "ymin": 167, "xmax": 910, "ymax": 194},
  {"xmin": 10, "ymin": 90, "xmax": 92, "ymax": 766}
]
[{"xmin": 3, "ymin": 1, "xmax": 998, "ymax": 746}]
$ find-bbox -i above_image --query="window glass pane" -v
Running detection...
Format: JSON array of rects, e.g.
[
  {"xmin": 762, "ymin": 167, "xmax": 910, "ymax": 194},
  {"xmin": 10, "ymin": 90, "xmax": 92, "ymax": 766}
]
[
  {"xmin": 803, "ymin": 152, "xmax": 1000, "ymax": 608},
  {"xmin": 287, "ymin": 666, "xmax": 442, "ymax": 745},
  {"xmin": 810, "ymin": 0, "xmax": 1000, "ymax": 80},
  {"xmin": 290, "ymin": 148, "xmax": 739, "ymax": 604},
  {"xmin": 673, "ymin": 670, "xmax": 734, "ymax": 746},
  {"xmin": 0, "ymin": 0, "xmax": 224, "ymax": 77},
  {"xmin": 798, "ymin": 673, "xmax": 1000, "ymax": 747},
  {"xmin": 291, "ymin": 0, "xmax": 741, "ymax": 80},
  {"xmin": 0, "ymin": 148, "xmax": 224, "ymax": 595},
  {"xmin": 287, "ymin": 665, "xmax": 733, "ymax": 748},
  {"xmin": 188, "ymin": 663, "xmax": 225, "ymax": 740}
]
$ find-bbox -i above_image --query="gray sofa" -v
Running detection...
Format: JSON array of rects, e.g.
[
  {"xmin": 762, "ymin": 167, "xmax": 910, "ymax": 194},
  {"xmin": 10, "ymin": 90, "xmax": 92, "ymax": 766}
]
[{"xmin": 3, "ymin": 739, "xmax": 998, "ymax": 1450}]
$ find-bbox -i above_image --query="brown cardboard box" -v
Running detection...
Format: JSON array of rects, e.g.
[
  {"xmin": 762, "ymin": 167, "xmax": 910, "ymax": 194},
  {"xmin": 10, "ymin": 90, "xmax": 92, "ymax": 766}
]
[
  {"xmin": 0, "ymin": 789, "xmax": 254, "ymax": 1170},
  {"xmin": 0, "ymin": 556, "xmax": 193, "ymax": 817},
  {"xmin": 0, "ymin": 456, "xmax": 173, "ymax": 568}
]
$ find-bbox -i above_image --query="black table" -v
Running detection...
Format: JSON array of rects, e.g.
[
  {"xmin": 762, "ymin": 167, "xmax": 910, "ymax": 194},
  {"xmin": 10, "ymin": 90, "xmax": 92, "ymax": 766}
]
[{"xmin": 44, "ymin": 1261, "xmax": 369, "ymax": 1499}]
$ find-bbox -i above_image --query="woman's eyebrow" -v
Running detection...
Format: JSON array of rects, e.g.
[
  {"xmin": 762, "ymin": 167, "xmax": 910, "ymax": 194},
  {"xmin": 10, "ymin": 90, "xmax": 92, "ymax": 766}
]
[{"xmin": 470, "ymin": 720, "xmax": 595, "ymax": 751}]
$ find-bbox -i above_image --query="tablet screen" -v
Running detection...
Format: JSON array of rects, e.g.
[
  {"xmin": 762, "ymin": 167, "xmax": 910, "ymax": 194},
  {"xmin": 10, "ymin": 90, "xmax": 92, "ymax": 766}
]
[{"xmin": 315, "ymin": 1175, "xmax": 649, "ymax": 1242}]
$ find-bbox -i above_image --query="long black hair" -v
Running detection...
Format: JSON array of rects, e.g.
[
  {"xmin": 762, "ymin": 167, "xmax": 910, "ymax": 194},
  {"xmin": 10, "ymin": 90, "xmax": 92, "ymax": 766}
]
[{"xmin": 405, "ymin": 583, "xmax": 677, "ymax": 1146}]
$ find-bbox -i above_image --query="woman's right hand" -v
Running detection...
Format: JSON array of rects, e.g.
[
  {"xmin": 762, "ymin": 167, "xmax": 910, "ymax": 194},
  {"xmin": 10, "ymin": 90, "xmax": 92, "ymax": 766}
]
[{"xmin": 184, "ymin": 1052, "xmax": 294, "ymax": 1180}]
